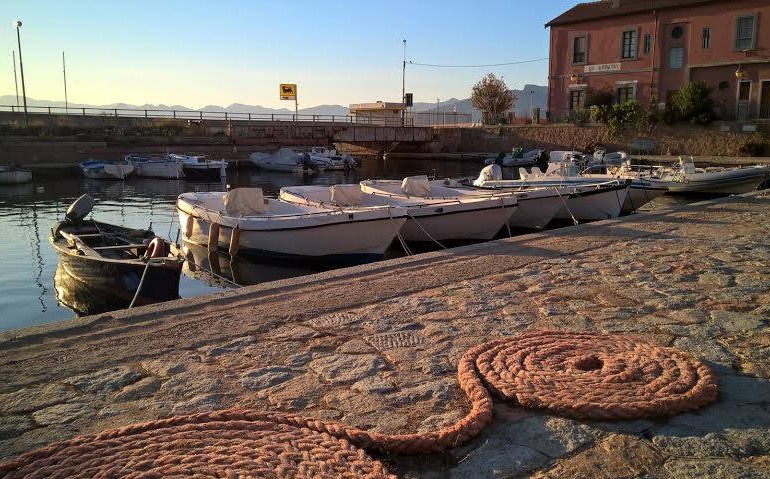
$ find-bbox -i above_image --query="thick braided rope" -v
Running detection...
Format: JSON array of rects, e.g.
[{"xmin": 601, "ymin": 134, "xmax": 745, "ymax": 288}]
[{"xmin": 0, "ymin": 331, "xmax": 717, "ymax": 478}]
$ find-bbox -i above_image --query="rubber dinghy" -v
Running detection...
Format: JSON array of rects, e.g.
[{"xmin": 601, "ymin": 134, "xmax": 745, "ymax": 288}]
[
  {"xmin": 645, "ymin": 157, "xmax": 770, "ymax": 195},
  {"xmin": 79, "ymin": 159, "xmax": 134, "ymax": 180},
  {"xmin": 177, "ymin": 187, "xmax": 407, "ymax": 265},
  {"xmin": 357, "ymin": 175, "xmax": 517, "ymax": 241}
]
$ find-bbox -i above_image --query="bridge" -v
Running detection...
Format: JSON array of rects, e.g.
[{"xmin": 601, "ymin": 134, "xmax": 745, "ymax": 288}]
[{"xmin": 0, "ymin": 105, "xmax": 473, "ymax": 150}]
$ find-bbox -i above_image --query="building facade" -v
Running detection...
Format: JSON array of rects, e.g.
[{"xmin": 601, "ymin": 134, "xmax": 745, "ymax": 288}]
[
  {"xmin": 546, "ymin": 0, "xmax": 770, "ymax": 122},
  {"xmin": 348, "ymin": 101, "xmax": 406, "ymax": 126}
]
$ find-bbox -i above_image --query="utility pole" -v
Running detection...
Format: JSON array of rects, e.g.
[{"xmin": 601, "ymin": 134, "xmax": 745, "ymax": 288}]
[
  {"xmin": 12, "ymin": 51, "xmax": 19, "ymax": 109},
  {"xmin": 62, "ymin": 51, "xmax": 68, "ymax": 113},
  {"xmin": 436, "ymin": 98, "xmax": 440, "ymax": 126},
  {"xmin": 401, "ymin": 38, "xmax": 406, "ymax": 126},
  {"xmin": 15, "ymin": 20, "xmax": 28, "ymax": 127},
  {"xmin": 529, "ymin": 90, "xmax": 534, "ymax": 120}
]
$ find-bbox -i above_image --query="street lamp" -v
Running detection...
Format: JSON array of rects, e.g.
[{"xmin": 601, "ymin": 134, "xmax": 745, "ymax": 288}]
[{"xmin": 14, "ymin": 20, "xmax": 28, "ymax": 127}]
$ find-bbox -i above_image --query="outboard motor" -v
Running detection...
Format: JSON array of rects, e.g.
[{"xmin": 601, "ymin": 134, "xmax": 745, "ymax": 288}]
[
  {"xmin": 535, "ymin": 150, "xmax": 549, "ymax": 173},
  {"xmin": 299, "ymin": 152, "xmax": 315, "ymax": 171},
  {"xmin": 65, "ymin": 194, "xmax": 96, "ymax": 223}
]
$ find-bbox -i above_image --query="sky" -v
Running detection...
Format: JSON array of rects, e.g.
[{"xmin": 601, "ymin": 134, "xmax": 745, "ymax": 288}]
[{"xmin": 0, "ymin": 0, "xmax": 577, "ymax": 109}]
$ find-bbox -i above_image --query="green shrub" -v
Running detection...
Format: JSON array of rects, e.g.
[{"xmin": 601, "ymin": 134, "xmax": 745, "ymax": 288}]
[{"xmin": 668, "ymin": 81, "xmax": 715, "ymax": 124}]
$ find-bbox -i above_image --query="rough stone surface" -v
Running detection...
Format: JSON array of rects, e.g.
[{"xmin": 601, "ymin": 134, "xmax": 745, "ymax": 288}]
[
  {"xmin": 65, "ymin": 367, "xmax": 142, "ymax": 395},
  {"xmin": 241, "ymin": 366, "xmax": 293, "ymax": 391},
  {"xmin": 31, "ymin": 401, "xmax": 95, "ymax": 426},
  {"xmin": 113, "ymin": 377, "xmax": 162, "ymax": 401},
  {"xmin": 0, "ymin": 383, "xmax": 79, "ymax": 414},
  {"xmin": 1, "ymin": 192, "xmax": 770, "ymax": 477},
  {"xmin": 308, "ymin": 354, "xmax": 386, "ymax": 384},
  {"xmin": 0, "ymin": 416, "xmax": 34, "ymax": 441}
]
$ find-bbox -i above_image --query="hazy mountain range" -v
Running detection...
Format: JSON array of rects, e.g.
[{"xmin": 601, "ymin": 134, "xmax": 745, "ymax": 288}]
[{"xmin": 0, "ymin": 85, "xmax": 546, "ymax": 121}]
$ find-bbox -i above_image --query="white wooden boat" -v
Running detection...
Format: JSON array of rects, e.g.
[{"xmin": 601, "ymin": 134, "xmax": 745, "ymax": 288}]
[
  {"xmin": 431, "ymin": 178, "xmax": 565, "ymax": 229},
  {"xmin": 544, "ymin": 161, "xmax": 667, "ymax": 213},
  {"xmin": 309, "ymin": 146, "xmax": 358, "ymax": 170},
  {"xmin": 644, "ymin": 157, "xmax": 769, "ymax": 195},
  {"xmin": 79, "ymin": 160, "xmax": 134, "ymax": 180},
  {"xmin": 176, "ymin": 188, "xmax": 407, "ymax": 265},
  {"xmin": 125, "ymin": 154, "xmax": 184, "ymax": 179},
  {"xmin": 0, "ymin": 165, "xmax": 33, "ymax": 184},
  {"xmin": 168, "ymin": 153, "xmax": 227, "ymax": 179},
  {"xmin": 358, "ymin": 176, "xmax": 517, "ymax": 241},
  {"xmin": 471, "ymin": 172, "xmax": 631, "ymax": 221},
  {"xmin": 249, "ymin": 148, "xmax": 317, "ymax": 172}
]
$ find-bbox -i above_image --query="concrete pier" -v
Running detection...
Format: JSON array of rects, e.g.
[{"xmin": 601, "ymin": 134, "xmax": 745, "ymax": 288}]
[{"xmin": 1, "ymin": 192, "xmax": 769, "ymax": 477}]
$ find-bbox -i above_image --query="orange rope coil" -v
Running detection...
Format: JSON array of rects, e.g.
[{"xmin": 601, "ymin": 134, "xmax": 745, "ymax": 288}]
[{"xmin": 0, "ymin": 331, "xmax": 718, "ymax": 478}]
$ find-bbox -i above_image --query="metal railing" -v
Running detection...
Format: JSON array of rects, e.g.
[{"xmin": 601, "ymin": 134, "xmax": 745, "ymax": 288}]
[{"xmin": 0, "ymin": 104, "xmax": 476, "ymax": 127}]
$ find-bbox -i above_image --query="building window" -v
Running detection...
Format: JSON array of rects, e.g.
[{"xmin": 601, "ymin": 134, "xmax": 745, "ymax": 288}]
[
  {"xmin": 702, "ymin": 27, "xmax": 711, "ymax": 48},
  {"xmin": 643, "ymin": 33, "xmax": 652, "ymax": 54},
  {"xmin": 621, "ymin": 30, "xmax": 638, "ymax": 59},
  {"xmin": 668, "ymin": 47, "xmax": 684, "ymax": 69},
  {"xmin": 735, "ymin": 14, "xmax": 758, "ymax": 51},
  {"xmin": 572, "ymin": 36, "xmax": 587, "ymax": 64},
  {"xmin": 569, "ymin": 89, "xmax": 587, "ymax": 111},
  {"xmin": 617, "ymin": 85, "xmax": 636, "ymax": 103}
]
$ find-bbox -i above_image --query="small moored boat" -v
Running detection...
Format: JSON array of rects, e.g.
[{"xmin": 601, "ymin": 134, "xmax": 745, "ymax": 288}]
[
  {"xmin": 645, "ymin": 157, "xmax": 769, "ymax": 195},
  {"xmin": 0, "ymin": 165, "xmax": 33, "ymax": 184},
  {"xmin": 79, "ymin": 159, "xmax": 135, "ymax": 180},
  {"xmin": 125, "ymin": 154, "xmax": 185, "ymax": 179},
  {"xmin": 177, "ymin": 187, "xmax": 407, "ymax": 265},
  {"xmin": 358, "ymin": 176, "xmax": 518, "ymax": 241},
  {"xmin": 50, "ymin": 195, "xmax": 184, "ymax": 310},
  {"xmin": 249, "ymin": 148, "xmax": 317, "ymax": 173},
  {"xmin": 168, "ymin": 153, "xmax": 227, "ymax": 179}
]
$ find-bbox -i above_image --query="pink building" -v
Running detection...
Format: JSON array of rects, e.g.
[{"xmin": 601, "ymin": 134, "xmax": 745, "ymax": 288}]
[{"xmin": 546, "ymin": 0, "xmax": 770, "ymax": 121}]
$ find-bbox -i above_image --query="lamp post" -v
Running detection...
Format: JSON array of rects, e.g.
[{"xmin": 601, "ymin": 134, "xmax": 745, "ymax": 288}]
[
  {"xmin": 15, "ymin": 20, "xmax": 28, "ymax": 127},
  {"xmin": 401, "ymin": 39, "xmax": 406, "ymax": 126}
]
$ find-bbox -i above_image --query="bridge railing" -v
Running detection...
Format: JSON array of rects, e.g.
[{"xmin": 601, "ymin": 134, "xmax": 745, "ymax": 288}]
[{"xmin": 0, "ymin": 105, "xmax": 473, "ymax": 127}]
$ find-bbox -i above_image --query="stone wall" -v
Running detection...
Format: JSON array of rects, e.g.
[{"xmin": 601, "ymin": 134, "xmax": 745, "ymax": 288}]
[{"xmin": 436, "ymin": 124, "xmax": 768, "ymax": 156}]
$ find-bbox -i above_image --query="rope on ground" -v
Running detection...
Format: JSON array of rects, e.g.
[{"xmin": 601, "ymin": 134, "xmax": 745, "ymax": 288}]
[{"xmin": 0, "ymin": 330, "xmax": 718, "ymax": 478}]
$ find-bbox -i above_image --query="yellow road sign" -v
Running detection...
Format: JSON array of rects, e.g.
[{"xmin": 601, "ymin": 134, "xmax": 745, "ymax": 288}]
[{"xmin": 279, "ymin": 83, "xmax": 297, "ymax": 100}]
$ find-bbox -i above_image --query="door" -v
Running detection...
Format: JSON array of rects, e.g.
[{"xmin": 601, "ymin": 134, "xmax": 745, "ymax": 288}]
[
  {"xmin": 737, "ymin": 80, "xmax": 751, "ymax": 121},
  {"xmin": 760, "ymin": 81, "xmax": 770, "ymax": 119}
]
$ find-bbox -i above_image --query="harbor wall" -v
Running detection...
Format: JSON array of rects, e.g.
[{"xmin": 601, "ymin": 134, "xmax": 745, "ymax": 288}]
[{"xmin": 431, "ymin": 123, "xmax": 769, "ymax": 157}]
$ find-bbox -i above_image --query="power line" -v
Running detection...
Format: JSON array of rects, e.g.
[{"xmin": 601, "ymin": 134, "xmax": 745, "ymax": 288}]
[{"xmin": 408, "ymin": 57, "xmax": 548, "ymax": 68}]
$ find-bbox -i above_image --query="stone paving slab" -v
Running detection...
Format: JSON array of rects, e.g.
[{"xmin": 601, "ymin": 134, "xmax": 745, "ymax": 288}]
[{"xmin": 1, "ymin": 192, "xmax": 770, "ymax": 478}]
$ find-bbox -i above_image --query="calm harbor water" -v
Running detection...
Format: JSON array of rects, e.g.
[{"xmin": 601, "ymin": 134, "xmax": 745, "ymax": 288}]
[{"xmin": 0, "ymin": 157, "xmax": 498, "ymax": 332}]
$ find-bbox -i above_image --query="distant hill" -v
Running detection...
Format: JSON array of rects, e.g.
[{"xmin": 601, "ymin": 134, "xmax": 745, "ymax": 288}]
[
  {"xmin": 411, "ymin": 85, "xmax": 547, "ymax": 122},
  {"xmin": 0, "ymin": 85, "xmax": 547, "ymax": 120}
]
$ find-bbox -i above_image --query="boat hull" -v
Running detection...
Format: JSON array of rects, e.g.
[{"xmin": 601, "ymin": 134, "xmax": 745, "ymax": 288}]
[
  {"xmin": 51, "ymin": 243, "xmax": 181, "ymax": 308},
  {"xmin": 80, "ymin": 163, "xmax": 135, "ymax": 180},
  {"xmin": 652, "ymin": 168, "xmax": 769, "ymax": 195},
  {"xmin": 400, "ymin": 204, "xmax": 514, "ymax": 241},
  {"xmin": 182, "ymin": 165, "xmax": 226, "ymax": 179},
  {"xmin": 134, "ymin": 162, "xmax": 184, "ymax": 179},
  {"xmin": 555, "ymin": 183, "xmax": 630, "ymax": 221},
  {"xmin": 505, "ymin": 193, "xmax": 563, "ymax": 229},
  {"xmin": 623, "ymin": 185, "xmax": 668, "ymax": 212},
  {"xmin": 178, "ymin": 209, "xmax": 406, "ymax": 265},
  {"xmin": 0, "ymin": 169, "xmax": 33, "ymax": 184}
]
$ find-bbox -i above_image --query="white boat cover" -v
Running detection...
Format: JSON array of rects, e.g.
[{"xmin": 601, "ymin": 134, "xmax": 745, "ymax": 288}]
[
  {"xmin": 224, "ymin": 188, "xmax": 268, "ymax": 216},
  {"xmin": 473, "ymin": 164, "xmax": 503, "ymax": 186},
  {"xmin": 330, "ymin": 184, "xmax": 362, "ymax": 206},
  {"xmin": 401, "ymin": 175, "xmax": 431, "ymax": 197}
]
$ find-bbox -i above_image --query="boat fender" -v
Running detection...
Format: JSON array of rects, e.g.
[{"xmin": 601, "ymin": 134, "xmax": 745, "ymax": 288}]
[
  {"xmin": 143, "ymin": 237, "xmax": 168, "ymax": 259},
  {"xmin": 184, "ymin": 215, "xmax": 194, "ymax": 238}
]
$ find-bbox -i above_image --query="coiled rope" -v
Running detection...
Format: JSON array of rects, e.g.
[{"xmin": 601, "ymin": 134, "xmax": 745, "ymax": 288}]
[{"xmin": 0, "ymin": 331, "xmax": 717, "ymax": 478}]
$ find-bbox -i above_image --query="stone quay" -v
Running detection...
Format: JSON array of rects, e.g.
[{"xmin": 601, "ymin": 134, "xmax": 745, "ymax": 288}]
[{"xmin": 1, "ymin": 191, "xmax": 769, "ymax": 478}]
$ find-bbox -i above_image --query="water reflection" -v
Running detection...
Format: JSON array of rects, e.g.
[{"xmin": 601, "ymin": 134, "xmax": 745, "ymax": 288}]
[
  {"xmin": 0, "ymin": 158, "xmax": 499, "ymax": 331},
  {"xmin": 180, "ymin": 242, "xmax": 322, "ymax": 288}
]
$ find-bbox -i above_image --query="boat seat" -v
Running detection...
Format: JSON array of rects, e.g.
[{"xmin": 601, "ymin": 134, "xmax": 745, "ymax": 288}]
[
  {"xmin": 401, "ymin": 175, "xmax": 431, "ymax": 197},
  {"xmin": 530, "ymin": 167, "xmax": 544, "ymax": 177},
  {"xmin": 518, "ymin": 167, "xmax": 529, "ymax": 180},
  {"xmin": 91, "ymin": 244, "xmax": 148, "ymax": 250},
  {"xmin": 330, "ymin": 184, "xmax": 362, "ymax": 206},
  {"xmin": 224, "ymin": 188, "xmax": 268, "ymax": 216}
]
